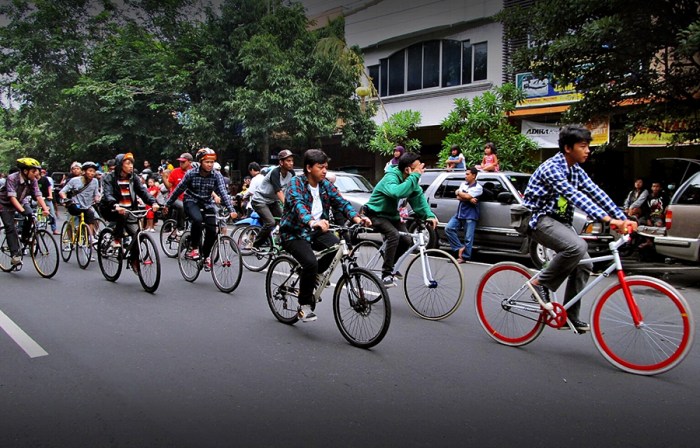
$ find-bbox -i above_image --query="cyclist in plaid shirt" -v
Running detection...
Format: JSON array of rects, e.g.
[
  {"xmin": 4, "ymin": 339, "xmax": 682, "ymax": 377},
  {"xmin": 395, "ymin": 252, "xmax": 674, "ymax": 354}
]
[{"xmin": 523, "ymin": 125, "xmax": 637, "ymax": 332}]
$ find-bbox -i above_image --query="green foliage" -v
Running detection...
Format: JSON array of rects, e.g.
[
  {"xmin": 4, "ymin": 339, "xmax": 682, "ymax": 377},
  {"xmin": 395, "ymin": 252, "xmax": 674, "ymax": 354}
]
[
  {"xmin": 369, "ymin": 110, "xmax": 422, "ymax": 155},
  {"xmin": 498, "ymin": 0, "xmax": 700, "ymax": 143},
  {"xmin": 440, "ymin": 84, "xmax": 539, "ymax": 173}
]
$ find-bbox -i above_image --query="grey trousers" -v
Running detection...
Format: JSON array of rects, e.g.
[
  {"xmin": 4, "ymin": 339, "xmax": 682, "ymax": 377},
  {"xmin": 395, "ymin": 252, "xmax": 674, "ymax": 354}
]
[{"xmin": 529, "ymin": 215, "xmax": 592, "ymax": 320}]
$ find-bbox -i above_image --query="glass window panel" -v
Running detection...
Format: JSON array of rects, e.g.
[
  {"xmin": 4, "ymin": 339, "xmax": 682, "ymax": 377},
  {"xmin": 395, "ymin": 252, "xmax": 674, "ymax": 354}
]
[
  {"xmin": 442, "ymin": 40, "xmax": 461, "ymax": 87},
  {"xmin": 407, "ymin": 44, "xmax": 422, "ymax": 91},
  {"xmin": 473, "ymin": 42, "xmax": 488, "ymax": 81},
  {"xmin": 388, "ymin": 51, "xmax": 405, "ymax": 96},
  {"xmin": 380, "ymin": 59, "xmax": 388, "ymax": 97},
  {"xmin": 422, "ymin": 40, "xmax": 440, "ymax": 88},
  {"xmin": 368, "ymin": 65, "xmax": 379, "ymax": 95},
  {"xmin": 462, "ymin": 41, "xmax": 472, "ymax": 84}
]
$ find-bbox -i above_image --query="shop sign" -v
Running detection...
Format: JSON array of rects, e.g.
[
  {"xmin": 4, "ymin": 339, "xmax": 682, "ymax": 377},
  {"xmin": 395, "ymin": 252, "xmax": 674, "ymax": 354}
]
[
  {"xmin": 522, "ymin": 119, "xmax": 609, "ymax": 148},
  {"xmin": 515, "ymin": 72, "xmax": 583, "ymax": 107}
]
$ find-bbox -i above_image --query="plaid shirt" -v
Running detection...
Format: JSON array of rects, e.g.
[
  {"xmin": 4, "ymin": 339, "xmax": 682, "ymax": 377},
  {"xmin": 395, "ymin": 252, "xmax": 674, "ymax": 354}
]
[
  {"xmin": 523, "ymin": 152, "xmax": 625, "ymax": 229},
  {"xmin": 0, "ymin": 171, "xmax": 42, "ymax": 209},
  {"xmin": 280, "ymin": 174, "xmax": 358, "ymax": 242},
  {"xmin": 166, "ymin": 168, "xmax": 234, "ymax": 211}
]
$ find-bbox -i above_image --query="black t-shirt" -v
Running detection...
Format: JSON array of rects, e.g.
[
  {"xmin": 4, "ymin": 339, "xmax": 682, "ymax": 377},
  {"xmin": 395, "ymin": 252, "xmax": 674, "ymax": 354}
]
[{"xmin": 38, "ymin": 176, "xmax": 52, "ymax": 198}]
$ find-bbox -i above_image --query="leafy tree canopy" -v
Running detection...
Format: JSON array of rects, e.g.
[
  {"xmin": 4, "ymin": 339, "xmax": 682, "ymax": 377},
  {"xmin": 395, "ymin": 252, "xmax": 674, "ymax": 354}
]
[
  {"xmin": 499, "ymin": 0, "xmax": 700, "ymax": 144},
  {"xmin": 369, "ymin": 110, "xmax": 422, "ymax": 155}
]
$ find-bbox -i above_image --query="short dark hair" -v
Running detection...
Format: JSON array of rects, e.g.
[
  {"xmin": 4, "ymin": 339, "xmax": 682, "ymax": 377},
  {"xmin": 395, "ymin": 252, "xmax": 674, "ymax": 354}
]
[
  {"xmin": 303, "ymin": 149, "xmax": 329, "ymax": 174},
  {"xmin": 558, "ymin": 125, "xmax": 592, "ymax": 152},
  {"xmin": 398, "ymin": 152, "xmax": 421, "ymax": 172},
  {"xmin": 465, "ymin": 166, "xmax": 478, "ymax": 176},
  {"xmin": 248, "ymin": 162, "xmax": 261, "ymax": 172}
]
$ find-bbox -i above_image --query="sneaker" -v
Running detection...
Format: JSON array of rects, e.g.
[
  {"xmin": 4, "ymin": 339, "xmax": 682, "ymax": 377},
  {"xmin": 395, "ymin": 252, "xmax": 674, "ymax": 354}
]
[
  {"xmin": 204, "ymin": 257, "xmax": 212, "ymax": 270},
  {"xmin": 187, "ymin": 249, "xmax": 200, "ymax": 260},
  {"xmin": 130, "ymin": 259, "xmax": 140, "ymax": 275},
  {"xmin": 382, "ymin": 275, "xmax": 397, "ymax": 288},
  {"xmin": 391, "ymin": 271, "xmax": 403, "ymax": 280},
  {"xmin": 570, "ymin": 318, "xmax": 590, "ymax": 332},
  {"xmin": 111, "ymin": 239, "xmax": 122, "ymax": 248},
  {"xmin": 531, "ymin": 283, "xmax": 550, "ymax": 303},
  {"xmin": 11, "ymin": 255, "xmax": 22, "ymax": 266},
  {"xmin": 298, "ymin": 305, "xmax": 317, "ymax": 322}
]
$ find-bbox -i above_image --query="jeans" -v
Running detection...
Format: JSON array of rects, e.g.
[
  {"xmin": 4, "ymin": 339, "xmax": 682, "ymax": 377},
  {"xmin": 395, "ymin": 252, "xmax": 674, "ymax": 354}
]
[
  {"xmin": 251, "ymin": 200, "xmax": 282, "ymax": 247},
  {"xmin": 370, "ymin": 215, "xmax": 411, "ymax": 278},
  {"xmin": 282, "ymin": 232, "xmax": 339, "ymax": 306},
  {"xmin": 184, "ymin": 201, "xmax": 217, "ymax": 258},
  {"xmin": 45, "ymin": 199, "xmax": 58, "ymax": 232},
  {"xmin": 445, "ymin": 216, "xmax": 476, "ymax": 260},
  {"xmin": 529, "ymin": 215, "xmax": 592, "ymax": 320}
]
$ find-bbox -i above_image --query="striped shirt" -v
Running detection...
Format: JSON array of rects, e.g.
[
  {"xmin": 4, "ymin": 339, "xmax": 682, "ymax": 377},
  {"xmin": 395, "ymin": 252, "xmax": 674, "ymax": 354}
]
[
  {"xmin": 523, "ymin": 152, "xmax": 625, "ymax": 229},
  {"xmin": 118, "ymin": 179, "xmax": 133, "ymax": 208}
]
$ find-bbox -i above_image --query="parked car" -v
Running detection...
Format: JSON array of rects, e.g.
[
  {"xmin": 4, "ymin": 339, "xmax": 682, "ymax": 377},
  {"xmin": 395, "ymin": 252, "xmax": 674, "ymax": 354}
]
[
  {"xmin": 415, "ymin": 169, "xmax": 614, "ymax": 268},
  {"xmin": 652, "ymin": 170, "xmax": 700, "ymax": 263}
]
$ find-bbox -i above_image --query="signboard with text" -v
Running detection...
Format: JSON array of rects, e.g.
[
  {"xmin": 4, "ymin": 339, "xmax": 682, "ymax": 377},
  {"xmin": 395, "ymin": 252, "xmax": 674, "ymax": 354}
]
[
  {"xmin": 522, "ymin": 120, "xmax": 610, "ymax": 148},
  {"xmin": 515, "ymin": 72, "xmax": 583, "ymax": 107}
]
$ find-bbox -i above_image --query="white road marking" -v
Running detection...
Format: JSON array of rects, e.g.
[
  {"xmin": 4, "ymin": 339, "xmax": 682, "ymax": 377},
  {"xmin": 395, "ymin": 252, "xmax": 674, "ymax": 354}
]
[{"xmin": 0, "ymin": 309, "xmax": 48, "ymax": 358}]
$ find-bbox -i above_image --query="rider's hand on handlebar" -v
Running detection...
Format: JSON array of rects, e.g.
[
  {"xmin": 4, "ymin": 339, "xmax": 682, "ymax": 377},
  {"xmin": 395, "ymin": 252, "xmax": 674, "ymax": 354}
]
[
  {"xmin": 115, "ymin": 205, "xmax": 127, "ymax": 215},
  {"xmin": 426, "ymin": 218, "xmax": 438, "ymax": 229},
  {"xmin": 229, "ymin": 210, "xmax": 238, "ymax": 220},
  {"xmin": 610, "ymin": 218, "xmax": 638, "ymax": 234},
  {"xmin": 354, "ymin": 216, "xmax": 372, "ymax": 227},
  {"xmin": 310, "ymin": 219, "xmax": 330, "ymax": 232},
  {"xmin": 152, "ymin": 204, "xmax": 160, "ymax": 212}
]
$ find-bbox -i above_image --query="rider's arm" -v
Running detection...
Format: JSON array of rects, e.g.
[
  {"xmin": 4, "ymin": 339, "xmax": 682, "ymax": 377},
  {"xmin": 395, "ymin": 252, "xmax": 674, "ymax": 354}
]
[
  {"xmin": 577, "ymin": 171, "xmax": 627, "ymax": 221},
  {"xmin": 326, "ymin": 180, "xmax": 358, "ymax": 221},
  {"xmin": 166, "ymin": 172, "xmax": 189, "ymax": 207},
  {"xmin": 213, "ymin": 172, "xmax": 236, "ymax": 212}
]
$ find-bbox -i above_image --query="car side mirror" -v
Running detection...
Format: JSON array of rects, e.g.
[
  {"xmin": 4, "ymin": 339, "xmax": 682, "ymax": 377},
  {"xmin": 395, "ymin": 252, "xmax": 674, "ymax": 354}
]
[{"xmin": 497, "ymin": 191, "xmax": 514, "ymax": 204}]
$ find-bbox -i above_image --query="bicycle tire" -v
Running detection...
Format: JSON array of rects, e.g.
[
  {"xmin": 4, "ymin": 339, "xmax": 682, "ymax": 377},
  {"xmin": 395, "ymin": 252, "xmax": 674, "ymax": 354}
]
[
  {"xmin": 76, "ymin": 222, "xmax": 92, "ymax": 269},
  {"xmin": 349, "ymin": 240, "xmax": 383, "ymax": 276},
  {"xmin": 159, "ymin": 219, "xmax": 179, "ymax": 258},
  {"xmin": 177, "ymin": 231, "xmax": 201, "ymax": 282},
  {"xmin": 236, "ymin": 225, "xmax": 259, "ymax": 255},
  {"xmin": 136, "ymin": 232, "xmax": 161, "ymax": 293},
  {"xmin": 31, "ymin": 229, "xmax": 60, "ymax": 278},
  {"xmin": 591, "ymin": 275, "xmax": 695, "ymax": 375},
  {"xmin": 60, "ymin": 220, "xmax": 74, "ymax": 262},
  {"xmin": 97, "ymin": 227, "xmax": 123, "ymax": 282},
  {"xmin": 93, "ymin": 217, "xmax": 106, "ymax": 237},
  {"xmin": 211, "ymin": 236, "xmax": 243, "ymax": 293},
  {"xmin": 0, "ymin": 226, "xmax": 12, "ymax": 272},
  {"xmin": 265, "ymin": 255, "xmax": 301, "ymax": 324},
  {"xmin": 239, "ymin": 226, "xmax": 273, "ymax": 272},
  {"xmin": 333, "ymin": 267, "xmax": 391, "ymax": 348},
  {"xmin": 475, "ymin": 262, "xmax": 545, "ymax": 346},
  {"xmin": 403, "ymin": 249, "xmax": 464, "ymax": 320}
]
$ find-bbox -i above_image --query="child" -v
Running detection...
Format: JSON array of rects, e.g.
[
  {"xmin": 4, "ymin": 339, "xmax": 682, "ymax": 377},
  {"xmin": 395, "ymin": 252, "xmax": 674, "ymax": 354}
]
[
  {"xmin": 476, "ymin": 142, "xmax": 499, "ymax": 172},
  {"xmin": 144, "ymin": 177, "xmax": 160, "ymax": 232},
  {"xmin": 445, "ymin": 145, "xmax": 466, "ymax": 170}
]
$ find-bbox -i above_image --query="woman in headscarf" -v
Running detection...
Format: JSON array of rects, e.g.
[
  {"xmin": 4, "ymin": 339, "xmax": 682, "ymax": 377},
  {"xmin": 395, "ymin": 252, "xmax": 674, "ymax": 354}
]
[{"xmin": 384, "ymin": 145, "xmax": 405, "ymax": 172}]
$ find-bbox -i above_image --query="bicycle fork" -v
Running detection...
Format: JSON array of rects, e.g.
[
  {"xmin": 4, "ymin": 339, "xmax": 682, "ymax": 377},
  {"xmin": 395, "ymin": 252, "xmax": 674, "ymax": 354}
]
[{"xmin": 616, "ymin": 270, "xmax": 644, "ymax": 327}]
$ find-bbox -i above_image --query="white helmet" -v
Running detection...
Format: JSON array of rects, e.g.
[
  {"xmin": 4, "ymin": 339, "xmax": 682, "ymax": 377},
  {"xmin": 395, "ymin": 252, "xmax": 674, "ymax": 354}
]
[{"xmin": 213, "ymin": 162, "xmax": 221, "ymax": 171}]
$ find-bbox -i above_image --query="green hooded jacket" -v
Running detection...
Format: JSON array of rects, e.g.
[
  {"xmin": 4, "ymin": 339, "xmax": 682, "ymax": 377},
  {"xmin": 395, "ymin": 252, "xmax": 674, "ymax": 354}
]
[{"xmin": 364, "ymin": 165, "xmax": 436, "ymax": 221}]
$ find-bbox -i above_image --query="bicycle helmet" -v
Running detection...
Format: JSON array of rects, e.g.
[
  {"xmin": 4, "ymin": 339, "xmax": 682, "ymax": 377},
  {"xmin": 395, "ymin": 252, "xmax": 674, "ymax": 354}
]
[
  {"xmin": 196, "ymin": 147, "xmax": 217, "ymax": 162},
  {"xmin": 81, "ymin": 161, "xmax": 99, "ymax": 171},
  {"xmin": 17, "ymin": 157, "xmax": 42, "ymax": 170}
]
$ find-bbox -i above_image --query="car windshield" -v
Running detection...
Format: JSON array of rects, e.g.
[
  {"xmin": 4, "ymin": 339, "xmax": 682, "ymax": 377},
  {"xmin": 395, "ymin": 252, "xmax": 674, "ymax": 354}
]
[
  {"xmin": 332, "ymin": 174, "xmax": 372, "ymax": 193},
  {"xmin": 507, "ymin": 174, "xmax": 531, "ymax": 197}
]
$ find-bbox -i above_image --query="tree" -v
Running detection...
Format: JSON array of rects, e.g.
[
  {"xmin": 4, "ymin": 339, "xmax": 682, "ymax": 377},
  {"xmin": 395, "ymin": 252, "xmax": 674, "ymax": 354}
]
[
  {"xmin": 440, "ymin": 84, "xmax": 539, "ymax": 173},
  {"xmin": 499, "ymin": 0, "xmax": 700, "ymax": 143},
  {"xmin": 369, "ymin": 110, "xmax": 422, "ymax": 155}
]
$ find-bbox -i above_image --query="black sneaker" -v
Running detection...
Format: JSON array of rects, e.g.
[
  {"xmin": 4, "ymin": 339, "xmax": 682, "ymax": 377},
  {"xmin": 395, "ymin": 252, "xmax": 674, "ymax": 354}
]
[
  {"xmin": 570, "ymin": 319, "xmax": 590, "ymax": 332},
  {"xmin": 531, "ymin": 283, "xmax": 550, "ymax": 303}
]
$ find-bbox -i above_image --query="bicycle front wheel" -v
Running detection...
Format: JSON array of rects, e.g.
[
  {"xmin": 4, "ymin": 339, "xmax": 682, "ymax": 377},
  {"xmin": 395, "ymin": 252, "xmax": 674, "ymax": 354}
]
[
  {"xmin": 31, "ymin": 230, "xmax": 60, "ymax": 278},
  {"xmin": 475, "ymin": 262, "xmax": 544, "ymax": 346},
  {"xmin": 177, "ymin": 232, "xmax": 201, "ymax": 282},
  {"xmin": 136, "ymin": 232, "xmax": 161, "ymax": 293},
  {"xmin": 403, "ymin": 249, "xmax": 464, "ymax": 320},
  {"xmin": 60, "ymin": 220, "xmax": 73, "ymax": 262},
  {"xmin": 159, "ymin": 219, "xmax": 179, "ymax": 258},
  {"xmin": 211, "ymin": 236, "xmax": 242, "ymax": 293},
  {"xmin": 592, "ymin": 275, "xmax": 695, "ymax": 375},
  {"xmin": 265, "ymin": 255, "xmax": 301, "ymax": 324},
  {"xmin": 97, "ymin": 227, "xmax": 123, "ymax": 282},
  {"xmin": 0, "ymin": 226, "xmax": 12, "ymax": 272},
  {"xmin": 76, "ymin": 222, "xmax": 92, "ymax": 269},
  {"xmin": 333, "ymin": 267, "xmax": 391, "ymax": 348},
  {"xmin": 239, "ymin": 226, "xmax": 273, "ymax": 272},
  {"xmin": 349, "ymin": 240, "xmax": 383, "ymax": 276}
]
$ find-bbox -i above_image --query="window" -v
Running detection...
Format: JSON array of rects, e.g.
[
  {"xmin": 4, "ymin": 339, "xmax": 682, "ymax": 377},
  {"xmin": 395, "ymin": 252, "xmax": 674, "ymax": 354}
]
[
  {"xmin": 370, "ymin": 38, "xmax": 488, "ymax": 97},
  {"xmin": 435, "ymin": 179, "xmax": 463, "ymax": 199}
]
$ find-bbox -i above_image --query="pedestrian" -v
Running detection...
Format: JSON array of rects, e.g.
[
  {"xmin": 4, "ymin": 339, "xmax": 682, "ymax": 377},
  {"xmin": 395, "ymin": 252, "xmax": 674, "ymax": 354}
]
[
  {"xmin": 384, "ymin": 145, "xmax": 405, "ymax": 172},
  {"xmin": 37, "ymin": 168, "xmax": 60, "ymax": 234},
  {"xmin": 445, "ymin": 166, "xmax": 482, "ymax": 263}
]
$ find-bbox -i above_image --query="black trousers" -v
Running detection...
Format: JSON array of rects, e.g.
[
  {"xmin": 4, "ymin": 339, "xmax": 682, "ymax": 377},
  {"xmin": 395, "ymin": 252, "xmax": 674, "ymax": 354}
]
[
  {"xmin": 369, "ymin": 215, "xmax": 412, "ymax": 278},
  {"xmin": 282, "ymin": 231, "xmax": 339, "ymax": 306},
  {"xmin": 184, "ymin": 201, "xmax": 217, "ymax": 258}
]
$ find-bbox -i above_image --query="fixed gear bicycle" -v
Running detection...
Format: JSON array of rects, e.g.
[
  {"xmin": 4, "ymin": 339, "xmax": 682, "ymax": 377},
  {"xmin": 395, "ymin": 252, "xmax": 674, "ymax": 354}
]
[
  {"xmin": 96, "ymin": 208, "xmax": 161, "ymax": 293},
  {"xmin": 0, "ymin": 212, "xmax": 60, "ymax": 278},
  {"xmin": 350, "ymin": 218, "xmax": 464, "ymax": 321},
  {"xmin": 265, "ymin": 224, "xmax": 391, "ymax": 348},
  {"xmin": 474, "ymin": 232, "xmax": 695, "ymax": 375}
]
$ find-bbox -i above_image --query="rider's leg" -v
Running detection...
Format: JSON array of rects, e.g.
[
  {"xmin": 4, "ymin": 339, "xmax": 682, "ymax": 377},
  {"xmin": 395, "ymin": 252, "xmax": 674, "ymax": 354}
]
[
  {"xmin": 200, "ymin": 207, "xmax": 218, "ymax": 258},
  {"xmin": 282, "ymin": 239, "xmax": 318, "ymax": 307},
  {"xmin": 311, "ymin": 231, "xmax": 340, "ymax": 275},
  {"xmin": 0, "ymin": 208, "xmax": 21, "ymax": 257},
  {"xmin": 370, "ymin": 216, "xmax": 404, "ymax": 278},
  {"xmin": 251, "ymin": 201, "xmax": 279, "ymax": 248},
  {"xmin": 183, "ymin": 201, "xmax": 203, "ymax": 250}
]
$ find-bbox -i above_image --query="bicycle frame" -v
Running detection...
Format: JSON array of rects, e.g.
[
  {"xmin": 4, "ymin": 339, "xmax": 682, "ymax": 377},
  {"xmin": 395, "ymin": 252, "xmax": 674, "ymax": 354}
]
[{"xmin": 371, "ymin": 227, "xmax": 436, "ymax": 288}]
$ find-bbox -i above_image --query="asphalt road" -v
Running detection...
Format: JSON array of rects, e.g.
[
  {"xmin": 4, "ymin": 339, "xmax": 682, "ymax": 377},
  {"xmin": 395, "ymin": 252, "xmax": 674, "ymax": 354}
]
[{"xmin": 1, "ymin": 233, "xmax": 699, "ymax": 447}]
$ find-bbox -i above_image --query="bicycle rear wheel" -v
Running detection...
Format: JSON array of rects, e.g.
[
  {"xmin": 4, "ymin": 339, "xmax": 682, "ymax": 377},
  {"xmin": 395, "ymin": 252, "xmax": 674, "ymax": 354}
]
[
  {"xmin": 333, "ymin": 267, "xmax": 390, "ymax": 348},
  {"xmin": 239, "ymin": 226, "xmax": 273, "ymax": 272},
  {"xmin": 475, "ymin": 262, "xmax": 544, "ymax": 346},
  {"xmin": 0, "ymin": 226, "xmax": 12, "ymax": 272},
  {"xmin": 349, "ymin": 240, "xmax": 383, "ymax": 276},
  {"xmin": 136, "ymin": 232, "xmax": 161, "ymax": 293},
  {"xmin": 592, "ymin": 275, "xmax": 695, "ymax": 375},
  {"xmin": 177, "ymin": 231, "xmax": 201, "ymax": 282},
  {"xmin": 210, "ymin": 236, "xmax": 242, "ymax": 293},
  {"xmin": 60, "ymin": 220, "xmax": 73, "ymax": 262},
  {"xmin": 76, "ymin": 222, "xmax": 92, "ymax": 269},
  {"xmin": 31, "ymin": 229, "xmax": 59, "ymax": 278},
  {"xmin": 97, "ymin": 227, "xmax": 123, "ymax": 282},
  {"xmin": 266, "ymin": 255, "xmax": 301, "ymax": 324},
  {"xmin": 159, "ymin": 219, "xmax": 179, "ymax": 258},
  {"xmin": 403, "ymin": 249, "xmax": 464, "ymax": 320}
]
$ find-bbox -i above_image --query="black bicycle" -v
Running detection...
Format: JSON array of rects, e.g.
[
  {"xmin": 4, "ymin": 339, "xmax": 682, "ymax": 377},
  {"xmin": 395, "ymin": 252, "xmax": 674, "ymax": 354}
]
[{"xmin": 0, "ymin": 212, "xmax": 60, "ymax": 278}]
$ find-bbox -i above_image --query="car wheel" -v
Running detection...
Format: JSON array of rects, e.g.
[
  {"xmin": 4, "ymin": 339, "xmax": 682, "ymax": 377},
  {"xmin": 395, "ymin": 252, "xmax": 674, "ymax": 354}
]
[{"xmin": 529, "ymin": 239, "xmax": 555, "ymax": 269}]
